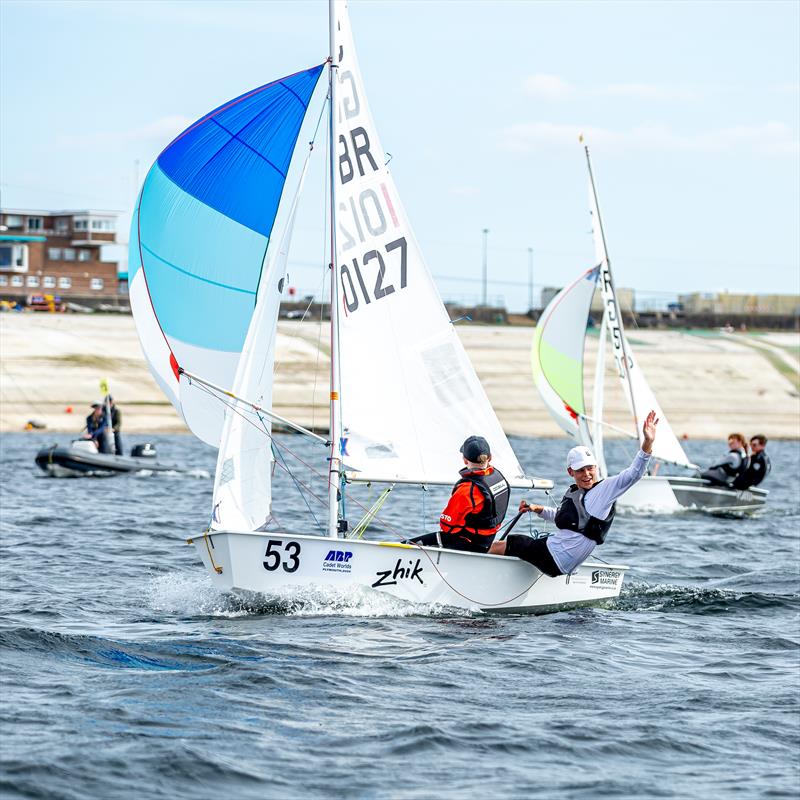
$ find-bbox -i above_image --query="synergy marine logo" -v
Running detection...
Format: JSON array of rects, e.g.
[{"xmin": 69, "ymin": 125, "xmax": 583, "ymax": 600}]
[
  {"xmin": 323, "ymin": 550, "xmax": 353, "ymax": 573},
  {"xmin": 590, "ymin": 569, "xmax": 621, "ymax": 588}
]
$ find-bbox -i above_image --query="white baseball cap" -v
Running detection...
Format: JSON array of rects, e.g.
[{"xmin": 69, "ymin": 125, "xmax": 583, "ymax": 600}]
[{"xmin": 567, "ymin": 445, "xmax": 597, "ymax": 470}]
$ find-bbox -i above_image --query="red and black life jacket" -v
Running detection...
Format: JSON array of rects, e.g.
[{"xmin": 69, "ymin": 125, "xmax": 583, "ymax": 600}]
[{"xmin": 452, "ymin": 466, "xmax": 510, "ymax": 535}]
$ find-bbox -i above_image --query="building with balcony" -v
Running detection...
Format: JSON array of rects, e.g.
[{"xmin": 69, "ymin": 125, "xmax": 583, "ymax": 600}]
[{"xmin": 0, "ymin": 208, "xmax": 126, "ymax": 306}]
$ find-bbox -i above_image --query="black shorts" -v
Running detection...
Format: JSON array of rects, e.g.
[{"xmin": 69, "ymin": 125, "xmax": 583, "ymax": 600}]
[
  {"xmin": 504, "ymin": 534, "xmax": 563, "ymax": 577},
  {"xmin": 408, "ymin": 531, "xmax": 493, "ymax": 554}
]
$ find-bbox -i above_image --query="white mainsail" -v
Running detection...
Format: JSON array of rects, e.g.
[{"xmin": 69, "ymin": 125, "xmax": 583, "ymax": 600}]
[
  {"xmin": 331, "ymin": 0, "xmax": 529, "ymax": 487},
  {"xmin": 586, "ymin": 152, "xmax": 695, "ymax": 469}
]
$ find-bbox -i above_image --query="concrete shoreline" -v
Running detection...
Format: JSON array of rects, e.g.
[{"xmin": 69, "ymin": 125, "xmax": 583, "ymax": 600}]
[{"xmin": 1, "ymin": 313, "xmax": 798, "ymax": 439}]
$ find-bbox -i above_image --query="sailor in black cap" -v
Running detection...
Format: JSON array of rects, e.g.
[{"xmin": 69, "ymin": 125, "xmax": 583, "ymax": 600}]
[{"xmin": 409, "ymin": 435, "xmax": 510, "ymax": 553}]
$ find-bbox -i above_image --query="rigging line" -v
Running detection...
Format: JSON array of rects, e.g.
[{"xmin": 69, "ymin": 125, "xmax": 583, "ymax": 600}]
[
  {"xmin": 272, "ymin": 437, "xmax": 326, "ymax": 534},
  {"xmin": 0, "ymin": 360, "xmax": 51, "ymax": 417},
  {"xmin": 407, "ymin": 539, "xmax": 546, "ymax": 608},
  {"xmin": 189, "ymin": 378, "xmax": 332, "ymax": 499},
  {"xmin": 351, "ymin": 487, "xmax": 393, "ymax": 539},
  {"xmin": 181, "ymin": 368, "xmax": 328, "ymax": 444},
  {"xmin": 196, "ymin": 379, "xmax": 332, "ymax": 518}
]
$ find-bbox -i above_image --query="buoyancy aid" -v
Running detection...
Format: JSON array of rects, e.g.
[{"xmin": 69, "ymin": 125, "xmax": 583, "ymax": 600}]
[
  {"xmin": 733, "ymin": 450, "xmax": 771, "ymax": 489},
  {"xmin": 452, "ymin": 467, "xmax": 510, "ymax": 534},
  {"xmin": 553, "ymin": 482, "xmax": 615, "ymax": 545},
  {"xmin": 721, "ymin": 447, "xmax": 749, "ymax": 481}
]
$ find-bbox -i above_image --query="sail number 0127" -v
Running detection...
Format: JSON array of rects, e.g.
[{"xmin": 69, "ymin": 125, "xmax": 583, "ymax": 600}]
[
  {"xmin": 263, "ymin": 540, "xmax": 301, "ymax": 573},
  {"xmin": 340, "ymin": 236, "xmax": 407, "ymax": 313}
]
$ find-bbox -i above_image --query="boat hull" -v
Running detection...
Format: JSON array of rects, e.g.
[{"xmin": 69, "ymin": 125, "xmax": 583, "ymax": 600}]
[
  {"xmin": 617, "ymin": 475, "xmax": 767, "ymax": 514},
  {"xmin": 35, "ymin": 444, "xmax": 184, "ymax": 477},
  {"xmin": 190, "ymin": 531, "xmax": 628, "ymax": 614}
]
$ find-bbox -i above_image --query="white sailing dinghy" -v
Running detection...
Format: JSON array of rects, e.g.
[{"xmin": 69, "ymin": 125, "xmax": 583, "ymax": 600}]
[
  {"xmin": 532, "ymin": 146, "xmax": 767, "ymax": 514},
  {"xmin": 129, "ymin": 1, "xmax": 629, "ymax": 613}
]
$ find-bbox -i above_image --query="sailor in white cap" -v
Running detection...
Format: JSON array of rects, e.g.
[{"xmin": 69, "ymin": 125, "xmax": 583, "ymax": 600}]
[{"xmin": 489, "ymin": 410, "xmax": 659, "ymax": 576}]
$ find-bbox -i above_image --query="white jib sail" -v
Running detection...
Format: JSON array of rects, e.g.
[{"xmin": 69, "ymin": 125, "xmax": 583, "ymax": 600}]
[
  {"xmin": 588, "ymin": 177, "xmax": 694, "ymax": 469},
  {"xmin": 210, "ymin": 160, "xmax": 311, "ymax": 531},
  {"xmin": 331, "ymin": 0, "xmax": 528, "ymax": 486}
]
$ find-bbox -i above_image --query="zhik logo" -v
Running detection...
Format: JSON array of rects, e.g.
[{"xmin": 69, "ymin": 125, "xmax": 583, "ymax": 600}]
[{"xmin": 372, "ymin": 558, "xmax": 424, "ymax": 588}]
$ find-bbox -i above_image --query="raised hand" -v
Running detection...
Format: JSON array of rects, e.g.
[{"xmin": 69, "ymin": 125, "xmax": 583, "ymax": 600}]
[{"xmin": 642, "ymin": 410, "xmax": 659, "ymax": 454}]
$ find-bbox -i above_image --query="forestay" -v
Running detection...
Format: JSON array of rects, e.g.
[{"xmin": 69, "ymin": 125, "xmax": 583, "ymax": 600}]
[
  {"xmin": 129, "ymin": 65, "xmax": 324, "ymax": 447},
  {"xmin": 331, "ymin": 0, "xmax": 529, "ymax": 487}
]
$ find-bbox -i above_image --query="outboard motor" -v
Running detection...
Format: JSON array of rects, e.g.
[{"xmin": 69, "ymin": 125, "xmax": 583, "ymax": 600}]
[{"xmin": 131, "ymin": 443, "xmax": 157, "ymax": 459}]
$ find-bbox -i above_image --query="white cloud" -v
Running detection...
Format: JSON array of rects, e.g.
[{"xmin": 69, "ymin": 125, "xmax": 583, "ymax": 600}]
[
  {"xmin": 522, "ymin": 74, "xmax": 575, "ymax": 100},
  {"xmin": 500, "ymin": 121, "xmax": 799, "ymax": 156}
]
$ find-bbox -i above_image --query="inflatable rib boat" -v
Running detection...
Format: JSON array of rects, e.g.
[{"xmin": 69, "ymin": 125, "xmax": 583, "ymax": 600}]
[{"xmin": 35, "ymin": 440, "xmax": 186, "ymax": 477}]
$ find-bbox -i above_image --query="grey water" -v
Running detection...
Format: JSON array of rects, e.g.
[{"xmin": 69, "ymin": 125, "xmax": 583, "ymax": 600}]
[{"xmin": 1, "ymin": 432, "xmax": 798, "ymax": 799}]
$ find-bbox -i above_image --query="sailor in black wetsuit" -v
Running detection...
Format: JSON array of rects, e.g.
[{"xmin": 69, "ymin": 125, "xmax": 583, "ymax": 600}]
[
  {"xmin": 733, "ymin": 434, "xmax": 771, "ymax": 489},
  {"xmin": 701, "ymin": 433, "xmax": 749, "ymax": 487}
]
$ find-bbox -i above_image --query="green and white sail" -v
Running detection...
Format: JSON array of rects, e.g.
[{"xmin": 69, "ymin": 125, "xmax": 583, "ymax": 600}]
[{"xmin": 531, "ymin": 266, "xmax": 598, "ymax": 449}]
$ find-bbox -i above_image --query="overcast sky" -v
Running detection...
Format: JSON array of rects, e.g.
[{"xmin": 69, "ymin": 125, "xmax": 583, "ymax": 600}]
[{"xmin": 1, "ymin": 0, "xmax": 798, "ymax": 310}]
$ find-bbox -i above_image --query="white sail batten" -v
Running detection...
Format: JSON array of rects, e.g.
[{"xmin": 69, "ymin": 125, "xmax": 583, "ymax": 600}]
[
  {"xmin": 211, "ymin": 157, "xmax": 312, "ymax": 531},
  {"xmin": 331, "ymin": 1, "xmax": 528, "ymax": 486}
]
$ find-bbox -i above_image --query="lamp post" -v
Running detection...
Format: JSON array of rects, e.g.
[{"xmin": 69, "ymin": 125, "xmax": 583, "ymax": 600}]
[{"xmin": 481, "ymin": 228, "xmax": 489, "ymax": 306}]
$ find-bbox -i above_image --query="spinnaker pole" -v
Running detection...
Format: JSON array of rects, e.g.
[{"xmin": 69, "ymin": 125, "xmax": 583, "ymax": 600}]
[
  {"xmin": 584, "ymin": 144, "xmax": 640, "ymax": 440},
  {"xmin": 326, "ymin": 0, "xmax": 343, "ymax": 538}
]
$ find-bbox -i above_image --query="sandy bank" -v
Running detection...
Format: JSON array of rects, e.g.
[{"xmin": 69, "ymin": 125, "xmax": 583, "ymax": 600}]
[{"xmin": 1, "ymin": 313, "xmax": 798, "ymax": 439}]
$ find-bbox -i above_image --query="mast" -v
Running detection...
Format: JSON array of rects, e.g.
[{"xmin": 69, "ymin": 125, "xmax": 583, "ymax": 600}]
[
  {"xmin": 327, "ymin": 0, "xmax": 343, "ymax": 538},
  {"xmin": 591, "ymin": 309, "xmax": 608, "ymax": 477},
  {"xmin": 584, "ymin": 144, "xmax": 640, "ymax": 439}
]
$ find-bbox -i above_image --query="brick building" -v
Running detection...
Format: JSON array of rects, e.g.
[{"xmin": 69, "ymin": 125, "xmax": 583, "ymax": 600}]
[{"xmin": 0, "ymin": 208, "xmax": 125, "ymax": 307}]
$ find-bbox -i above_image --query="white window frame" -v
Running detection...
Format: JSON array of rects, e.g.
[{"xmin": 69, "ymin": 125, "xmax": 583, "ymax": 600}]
[
  {"xmin": 58, "ymin": 277, "xmax": 72, "ymax": 289},
  {"xmin": 48, "ymin": 247, "xmax": 62, "ymax": 261},
  {"xmin": 90, "ymin": 277, "xmax": 104, "ymax": 291},
  {"xmin": 78, "ymin": 249, "xmax": 91, "ymax": 262},
  {"xmin": 11, "ymin": 275, "xmax": 23, "ymax": 287},
  {"xmin": 0, "ymin": 275, "xmax": 8, "ymax": 286},
  {"xmin": 26, "ymin": 276, "xmax": 39, "ymax": 287},
  {"xmin": 43, "ymin": 276, "xmax": 56, "ymax": 289},
  {"xmin": 63, "ymin": 248, "xmax": 76, "ymax": 261}
]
